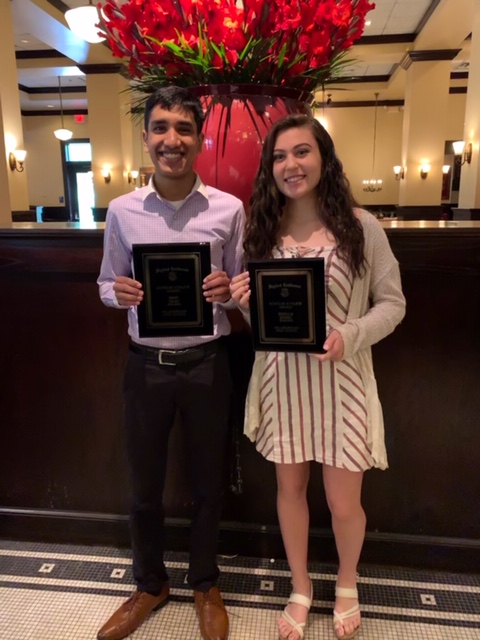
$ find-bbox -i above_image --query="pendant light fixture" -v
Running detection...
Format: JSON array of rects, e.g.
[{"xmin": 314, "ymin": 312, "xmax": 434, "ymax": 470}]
[
  {"xmin": 315, "ymin": 84, "xmax": 329, "ymax": 131},
  {"xmin": 362, "ymin": 92, "xmax": 383, "ymax": 192},
  {"xmin": 65, "ymin": 0, "xmax": 106, "ymax": 44},
  {"xmin": 54, "ymin": 76, "xmax": 73, "ymax": 141}
]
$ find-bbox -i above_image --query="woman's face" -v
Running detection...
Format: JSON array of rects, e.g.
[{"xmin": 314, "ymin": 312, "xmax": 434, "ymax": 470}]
[{"xmin": 271, "ymin": 126, "xmax": 322, "ymax": 201}]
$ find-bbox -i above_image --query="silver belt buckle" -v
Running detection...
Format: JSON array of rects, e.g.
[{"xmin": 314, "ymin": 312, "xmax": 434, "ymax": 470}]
[{"xmin": 158, "ymin": 349, "xmax": 176, "ymax": 366}]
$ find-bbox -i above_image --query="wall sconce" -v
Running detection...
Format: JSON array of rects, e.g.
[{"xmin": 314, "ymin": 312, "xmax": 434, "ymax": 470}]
[
  {"xmin": 442, "ymin": 165, "xmax": 451, "ymax": 175},
  {"xmin": 100, "ymin": 169, "xmax": 111, "ymax": 184},
  {"xmin": 419, "ymin": 164, "xmax": 431, "ymax": 180},
  {"xmin": 8, "ymin": 149, "xmax": 27, "ymax": 172},
  {"xmin": 128, "ymin": 170, "xmax": 139, "ymax": 185},
  {"xmin": 452, "ymin": 141, "xmax": 473, "ymax": 166},
  {"xmin": 393, "ymin": 165, "xmax": 405, "ymax": 180}
]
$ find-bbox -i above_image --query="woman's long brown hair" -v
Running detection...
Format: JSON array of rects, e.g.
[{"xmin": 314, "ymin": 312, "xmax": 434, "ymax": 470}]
[{"xmin": 244, "ymin": 114, "xmax": 366, "ymax": 278}]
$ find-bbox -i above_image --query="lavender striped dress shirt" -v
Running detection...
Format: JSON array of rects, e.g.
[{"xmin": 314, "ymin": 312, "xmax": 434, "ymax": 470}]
[{"xmin": 98, "ymin": 177, "xmax": 245, "ymax": 349}]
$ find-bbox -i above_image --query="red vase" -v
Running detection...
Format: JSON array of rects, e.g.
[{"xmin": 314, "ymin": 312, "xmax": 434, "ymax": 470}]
[{"xmin": 191, "ymin": 84, "xmax": 313, "ymax": 209}]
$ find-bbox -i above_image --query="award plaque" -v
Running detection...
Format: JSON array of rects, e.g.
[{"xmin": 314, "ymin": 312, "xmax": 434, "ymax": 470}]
[
  {"xmin": 132, "ymin": 242, "xmax": 213, "ymax": 338},
  {"xmin": 247, "ymin": 258, "xmax": 326, "ymax": 353}
]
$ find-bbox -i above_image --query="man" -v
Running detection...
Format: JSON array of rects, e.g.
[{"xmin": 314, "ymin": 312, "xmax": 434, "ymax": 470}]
[{"xmin": 97, "ymin": 86, "xmax": 245, "ymax": 640}]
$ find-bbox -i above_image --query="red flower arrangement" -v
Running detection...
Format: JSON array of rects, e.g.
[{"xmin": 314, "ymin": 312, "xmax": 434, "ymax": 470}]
[{"xmin": 99, "ymin": 0, "xmax": 375, "ymax": 94}]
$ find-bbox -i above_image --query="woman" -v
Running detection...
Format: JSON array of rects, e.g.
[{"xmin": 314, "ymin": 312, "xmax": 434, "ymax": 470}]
[{"xmin": 230, "ymin": 115, "xmax": 405, "ymax": 640}]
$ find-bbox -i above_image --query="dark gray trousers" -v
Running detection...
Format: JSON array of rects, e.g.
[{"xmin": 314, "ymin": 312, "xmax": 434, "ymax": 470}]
[{"xmin": 123, "ymin": 340, "xmax": 232, "ymax": 593}]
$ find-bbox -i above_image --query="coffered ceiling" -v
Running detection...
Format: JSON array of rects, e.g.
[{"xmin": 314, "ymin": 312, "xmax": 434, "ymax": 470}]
[{"xmin": 10, "ymin": 0, "xmax": 475, "ymax": 113}]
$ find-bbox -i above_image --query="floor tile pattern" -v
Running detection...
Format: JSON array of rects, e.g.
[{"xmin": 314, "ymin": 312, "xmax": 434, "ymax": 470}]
[{"xmin": 0, "ymin": 539, "xmax": 479, "ymax": 639}]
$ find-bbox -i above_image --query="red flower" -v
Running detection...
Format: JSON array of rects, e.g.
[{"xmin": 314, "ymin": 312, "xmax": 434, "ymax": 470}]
[{"xmin": 98, "ymin": 0, "xmax": 376, "ymax": 91}]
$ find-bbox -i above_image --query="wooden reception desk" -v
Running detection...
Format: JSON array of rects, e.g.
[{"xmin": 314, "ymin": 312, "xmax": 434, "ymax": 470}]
[{"xmin": 0, "ymin": 220, "xmax": 479, "ymax": 571}]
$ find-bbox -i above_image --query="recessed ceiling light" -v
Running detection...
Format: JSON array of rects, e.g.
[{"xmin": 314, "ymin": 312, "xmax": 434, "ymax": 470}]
[
  {"xmin": 365, "ymin": 21, "xmax": 372, "ymax": 26},
  {"xmin": 21, "ymin": 39, "xmax": 30, "ymax": 43},
  {"xmin": 47, "ymin": 104, "xmax": 54, "ymax": 108}
]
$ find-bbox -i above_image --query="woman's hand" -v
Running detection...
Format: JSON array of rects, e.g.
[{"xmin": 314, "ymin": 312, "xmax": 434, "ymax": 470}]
[
  {"xmin": 229, "ymin": 271, "xmax": 251, "ymax": 309},
  {"xmin": 311, "ymin": 329, "xmax": 344, "ymax": 362},
  {"xmin": 113, "ymin": 276, "xmax": 143, "ymax": 306}
]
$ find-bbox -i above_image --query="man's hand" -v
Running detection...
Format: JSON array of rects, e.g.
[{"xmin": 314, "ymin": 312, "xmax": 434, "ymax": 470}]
[
  {"xmin": 229, "ymin": 271, "xmax": 251, "ymax": 309},
  {"xmin": 203, "ymin": 270, "xmax": 231, "ymax": 303},
  {"xmin": 113, "ymin": 276, "xmax": 143, "ymax": 306},
  {"xmin": 311, "ymin": 329, "xmax": 344, "ymax": 362}
]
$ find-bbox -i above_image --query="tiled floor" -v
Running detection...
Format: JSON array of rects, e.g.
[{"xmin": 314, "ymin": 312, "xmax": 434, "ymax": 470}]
[{"xmin": 0, "ymin": 539, "xmax": 479, "ymax": 639}]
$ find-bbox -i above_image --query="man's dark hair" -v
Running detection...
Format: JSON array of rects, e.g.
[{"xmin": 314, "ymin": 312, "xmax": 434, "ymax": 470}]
[{"xmin": 144, "ymin": 86, "xmax": 205, "ymax": 134}]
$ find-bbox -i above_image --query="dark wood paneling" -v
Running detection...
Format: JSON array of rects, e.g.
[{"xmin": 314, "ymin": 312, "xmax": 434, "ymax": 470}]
[
  {"xmin": 401, "ymin": 49, "xmax": 462, "ymax": 70},
  {"xmin": 0, "ymin": 227, "xmax": 479, "ymax": 567},
  {"xmin": 0, "ymin": 234, "xmax": 129, "ymax": 514},
  {"xmin": 395, "ymin": 206, "xmax": 446, "ymax": 221},
  {"xmin": 357, "ymin": 34, "xmax": 416, "ymax": 45},
  {"xmin": 38, "ymin": 206, "xmax": 70, "ymax": 222},
  {"xmin": 329, "ymin": 75, "xmax": 391, "ymax": 84},
  {"xmin": 19, "ymin": 84, "xmax": 86, "ymax": 95},
  {"xmin": 1, "ymin": 508, "xmax": 478, "ymax": 572},
  {"xmin": 16, "ymin": 50, "xmax": 67, "ymax": 60},
  {"xmin": 12, "ymin": 210, "xmax": 36, "ymax": 222},
  {"xmin": 22, "ymin": 110, "xmax": 88, "ymax": 117}
]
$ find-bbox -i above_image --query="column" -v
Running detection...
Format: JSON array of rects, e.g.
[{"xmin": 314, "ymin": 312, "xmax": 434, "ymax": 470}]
[
  {"xmin": 458, "ymin": 0, "xmax": 480, "ymax": 211},
  {"xmin": 0, "ymin": 93, "xmax": 12, "ymax": 222},
  {"xmin": 0, "ymin": 0, "xmax": 29, "ymax": 216},
  {"xmin": 398, "ymin": 51, "xmax": 459, "ymax": 206},
  {"xmin": 85, "ymin": 70, "xmax": 134, "ymax": 207}
]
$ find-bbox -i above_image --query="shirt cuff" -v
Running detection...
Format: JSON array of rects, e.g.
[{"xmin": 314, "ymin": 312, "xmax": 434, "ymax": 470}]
[
  {"xmin": 217, "ymin": 296, "xmax": 237, "ymax": 310},
  {"xmin": 112, "ymin": 291, "xmax": 130, "ymax": 310}
]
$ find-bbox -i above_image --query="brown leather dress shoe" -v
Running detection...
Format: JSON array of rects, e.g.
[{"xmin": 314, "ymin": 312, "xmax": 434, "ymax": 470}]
[
  {"xmin": 194, "ymin": 586, "xmax": 229, "ymax": 640},
  {"xmin": 97, "ymin": 585, "xmax": 170, "ymax": 640}
]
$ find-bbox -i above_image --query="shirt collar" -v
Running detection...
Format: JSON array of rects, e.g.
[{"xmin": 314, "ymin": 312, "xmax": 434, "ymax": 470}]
[{"xmin": 142, "ymin": 173, "xmax": 208, "ymax": 204}]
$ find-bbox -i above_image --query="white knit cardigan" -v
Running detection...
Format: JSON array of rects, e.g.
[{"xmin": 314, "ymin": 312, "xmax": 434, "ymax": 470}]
[{"xmin": 243, "ymin": 209, "xmax": 406, "ymax": 470}]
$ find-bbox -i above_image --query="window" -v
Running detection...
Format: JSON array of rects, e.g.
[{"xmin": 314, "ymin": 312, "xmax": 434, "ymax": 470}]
[{"xmin": 65, "ymin": 142, "xmax": 92, "ymax": 162}]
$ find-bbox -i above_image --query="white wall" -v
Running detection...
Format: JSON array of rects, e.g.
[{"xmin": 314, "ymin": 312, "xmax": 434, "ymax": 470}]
[
  {"xmin": 446, "ymin": 93, "xmax": 467, "ymax": 141},
  {"xmin": 322, "ymin": 104, "xmax": 404, "ymax": 205},
  {"xmin": 22, "ymin": 115, "xmax": 89, "ymax": 206},
  {"xmin": 22, "ymin": 93, "xmax": 467, "ymax": 207}
]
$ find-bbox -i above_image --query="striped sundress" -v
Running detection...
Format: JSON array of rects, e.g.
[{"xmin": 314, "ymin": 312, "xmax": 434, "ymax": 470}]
[{"xmin": 248, "ymin": 245, "xmax": 374, "ymax": 472}]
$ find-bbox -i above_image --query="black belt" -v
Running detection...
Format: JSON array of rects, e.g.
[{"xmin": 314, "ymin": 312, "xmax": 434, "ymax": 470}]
[{"xmin": 129, "ymin": 339, "xmax": 219, "ymax": 366}]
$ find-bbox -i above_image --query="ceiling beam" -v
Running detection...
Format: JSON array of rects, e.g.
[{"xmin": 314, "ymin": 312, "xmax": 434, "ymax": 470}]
[
  {"xmin": 414, "ymin": 0, "xmax": 475, "ymax": 50},
  {"xmin": 16, "ymin": 58, "xmax": 79, "ymax": 70},
  {"xmin": 11, "ymin": 0, "xmax": 115, "ymax": 65}
]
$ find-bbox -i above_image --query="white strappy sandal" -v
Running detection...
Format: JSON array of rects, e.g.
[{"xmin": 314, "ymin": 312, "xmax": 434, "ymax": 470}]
[
  {"xmin": 279, "ymin": 581, "xmax": 313, "ymax": 640},
  {"xmin": 333, "ymin": 586, "xmax": 361, "ymax": 640}
]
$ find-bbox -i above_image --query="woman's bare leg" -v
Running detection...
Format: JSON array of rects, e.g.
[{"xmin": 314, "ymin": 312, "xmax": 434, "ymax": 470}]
[
  {"xmin": 323, "ymin": 465, "xmax": 365, "ymax": 638},
  {"xmin": 276, "ymin": 462, "xmax": 311, "ymax": 640}
]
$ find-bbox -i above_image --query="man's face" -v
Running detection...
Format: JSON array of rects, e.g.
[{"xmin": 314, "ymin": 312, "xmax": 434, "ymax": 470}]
[{"xmin": 143, "ymin": 105, "xmax": 204, "ymax": 183}]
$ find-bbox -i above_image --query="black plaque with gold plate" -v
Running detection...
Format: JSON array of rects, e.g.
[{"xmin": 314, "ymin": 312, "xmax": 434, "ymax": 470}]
[
  {"xmin": 132, "ymin": 242, "xmax": 213, "ymax": 337},
  {"xmin": 247, "ymin": 258, "xmax": 326, "ymax": 353}
]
